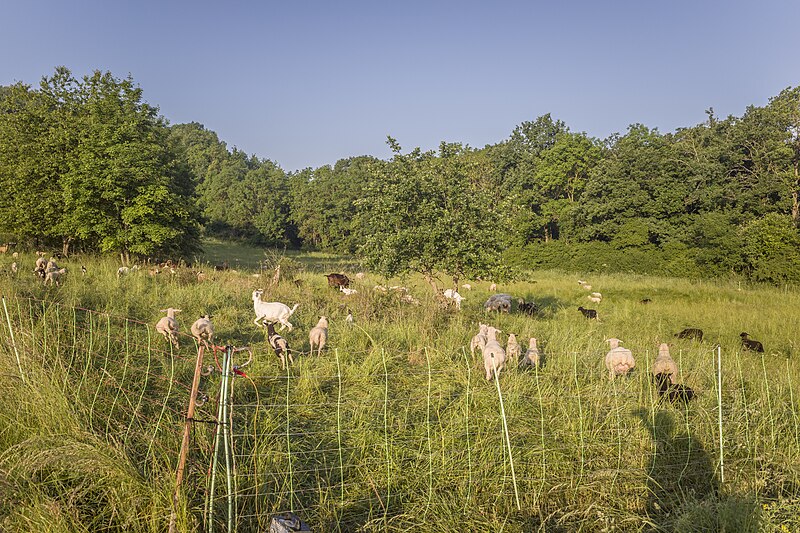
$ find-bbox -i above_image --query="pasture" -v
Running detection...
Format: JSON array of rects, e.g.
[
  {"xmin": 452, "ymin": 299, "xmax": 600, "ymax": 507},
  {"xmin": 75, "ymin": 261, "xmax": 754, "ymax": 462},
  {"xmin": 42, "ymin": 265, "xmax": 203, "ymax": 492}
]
[{"xmin": 0, "ymin": 247, "xmax": 799, "ymax": 532}]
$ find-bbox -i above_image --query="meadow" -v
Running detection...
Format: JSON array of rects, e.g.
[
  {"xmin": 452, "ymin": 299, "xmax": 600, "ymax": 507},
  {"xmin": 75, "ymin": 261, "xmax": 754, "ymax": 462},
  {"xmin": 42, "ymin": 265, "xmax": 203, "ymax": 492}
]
[{"xmin": 0, "ymin": 243, "xmax": 799, "ymax": 532}]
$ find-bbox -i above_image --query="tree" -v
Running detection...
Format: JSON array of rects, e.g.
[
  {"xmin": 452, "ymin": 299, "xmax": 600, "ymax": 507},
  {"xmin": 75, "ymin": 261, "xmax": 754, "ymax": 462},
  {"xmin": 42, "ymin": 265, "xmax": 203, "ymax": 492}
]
[{"xmin": 358, "ymin": 139, "xmax": 513, "ymax": 292}]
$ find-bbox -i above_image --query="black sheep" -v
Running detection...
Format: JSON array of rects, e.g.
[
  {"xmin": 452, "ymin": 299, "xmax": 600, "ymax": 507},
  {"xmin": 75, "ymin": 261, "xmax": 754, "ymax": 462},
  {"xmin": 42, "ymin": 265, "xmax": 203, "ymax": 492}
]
[
  {"xmin": 740, "ymin": 332, "xmax": 764, "ymax": 353},
  {"xmin": 653, "ymin": 373, "xmax": 695, "ymax": 405},
  {"xmin": 675, "ymin": 328, "xmax": 704, "ymax": 342},
  {"xmin": 577, "ymin": 306, "xmax": 598, "ymax": 320}
]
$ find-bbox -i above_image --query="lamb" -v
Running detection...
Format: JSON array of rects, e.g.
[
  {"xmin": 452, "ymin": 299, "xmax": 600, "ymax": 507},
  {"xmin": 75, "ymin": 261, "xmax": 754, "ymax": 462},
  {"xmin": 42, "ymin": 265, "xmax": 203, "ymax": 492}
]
[
  {"xmin": 577, "ymin": 306, "xmax": 598, "ymax": 320},
  {"xmin": 652, "ymin": 343, "xmax": 679, "ymax": 385},
  {"xmin": 653, "ymin": 373, "xmax": 695, "ymax": 405},
  {"xmin": 489, "ymin": 283, "xmax": 497, "ymax": 291},
  {"xmin": 443, "ymin": 288, "xmax": 465, "ymax": 309},
  {"xmin": 740, "ymin": 332, "xmax": 764, "ymax": 353},
  {"xmin": 339, "ymin": 286, "xmax": 358, "ymax": 296},
  {"xmin": 675, "ymin": 328, "xmax": 703, "ymax": 342},
  {"xmin": 605, "ymin": 338, "xmax": 635, "ymax": 380},
  {"xmin": 587, "ymin": 295, "xmax": 602, "ymax": 304},
  {"xmin": 469, "ymin": 323, "xmax": 489, "ymax": 357},
  {"xmin": 266, "ymin": 322, "xmax": 293, "ymax": 369},
  {"xmin": 506, "ymin": 333, "xmax": 521, "ymax": 361},
  {"xmin": 252, "ymin": 289, "xmax": 299, "ymax": 331},
  {"xmin": 482, "ymin": 326, "xmax": 506, "ymax": 381},
  {"xmin": 309, "ymin": 316, "xmax": 329, "ymax": 357},
  {"xmin": 156, "ymin": 308, "xmax": 182, "ymax": 349},
  {"xmin": 590, "ymin": 292, "xmax": 602, "ymax": 299},
  {"xmin": 517, "ymin": 297, "xmax": 539, "ymax": 316},
  {"xmin": 520, "ymin": 337, "xmax": 541, "ymax": 369},
  {"xmin": 44, "ymin": 267, "xmax": 67, "ymax": 286},
  {"xmin": 190, "ymin": 315, "xmax": 214, "ymax": 346}
]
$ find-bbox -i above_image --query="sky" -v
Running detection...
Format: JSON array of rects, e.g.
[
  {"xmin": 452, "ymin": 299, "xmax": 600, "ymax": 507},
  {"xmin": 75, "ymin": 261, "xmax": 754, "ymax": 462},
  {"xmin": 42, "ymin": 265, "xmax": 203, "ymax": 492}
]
[{"xmin": 2, "ymin": 1, "xmax": 800, "ymax": 172}]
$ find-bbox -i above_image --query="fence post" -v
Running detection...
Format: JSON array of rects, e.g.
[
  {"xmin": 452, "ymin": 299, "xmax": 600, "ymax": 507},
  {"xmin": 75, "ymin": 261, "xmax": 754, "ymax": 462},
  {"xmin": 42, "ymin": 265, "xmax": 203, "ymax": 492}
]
[
  {"xmin": 716, "ymin": 345, "xmax": 725, "ymax": 484},
  {"xmin": 169, "ymin": 344, "xmax": 206, "ymax": 533},
  {"xmin": 208, "ymin": 346, "xmax": 232, "ymax": 533}
]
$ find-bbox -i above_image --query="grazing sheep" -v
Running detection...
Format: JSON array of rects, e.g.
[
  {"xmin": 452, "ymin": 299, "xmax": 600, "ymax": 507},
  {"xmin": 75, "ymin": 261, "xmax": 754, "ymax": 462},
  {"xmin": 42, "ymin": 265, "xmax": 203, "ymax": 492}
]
[
  {"xmin": 156, "ymin": 308, "xmax": 182, "ymax": 349},
  {"xmin": 652, "ymin": 343, "xmax": 679, "ymax": 385},
  {"xmin": 517, "ymin": 297, "xmax": 539, "ymax": 316},
  {"xmin": 590, "ymin": 292, "xmax": 602, "ymax": 299},
  {"xmin": 506, "ymin": 333, "xmax": 521, "ymax": 361},
  {"xmin": 577, "ymin": 306, "xmax": 598, "ymax": 320},
  {"xmin": 339, "ymin": 286, "xmax": 358, "ymax": 296},
  {"xmin": 654, "ymin": 373, "xmax": 695, "ymax": 405},
  {"xmin": 325, "ymin": 273, "xmax": 350, "ymax": 289},
  {"xmin": 587, "ymin": 295, "xmax": 602, "ymax": 304},
  {"xmin": 577, "ymin": 279, "xmax": 587, "ymax": 285},
  {"xmin": 520, "ymin": 337, "xmax": 541, "ymax": 369},
  {"xmin": 117, "ymin": 266, "xmax": 130, "ymax": 278},
  {"xmin": 740, "ymin": 332, "xmax": 764, "ymax": 353},
  {"xmin": 482, "ymin": 326, "xmax": 506, "ymax": 381},
  {"xmin": 252, "ymin": 289, "xmax": 299, "ymax": 331},
  {"xmin": 44, "ymin": 267, "xmax": 67, "ymax": 286},
  {"xmin": 605, "ymin": 338, "xmax": 635, "ymax": 380},
  {"xmin": 267, "ymin": 322, "xmax": 293, "ymax": 369},
  {"xmin": 489, "ymin": 283, "xmax": 497, "ymax": 291},
  {"xmin": 190, "ymin": 315, "xmax": 214, "ymax": 346},
  {"xmin": 443, "ymin": 288, "xmax": 465, "ymax": 309},
  {"xmin": 675, "ymin": 328, "xmax": 704, "ymax": 342},
  {"xmin": 469, "ymin": 323, "xmax": 489, "ymax": 357},
  {"xmin": 309, "ymin": 316, "xmax": 329, "ymax": 357},
  {"xmin": 484, "ymin": 294, "xmax": 512, "ymax": 313}
]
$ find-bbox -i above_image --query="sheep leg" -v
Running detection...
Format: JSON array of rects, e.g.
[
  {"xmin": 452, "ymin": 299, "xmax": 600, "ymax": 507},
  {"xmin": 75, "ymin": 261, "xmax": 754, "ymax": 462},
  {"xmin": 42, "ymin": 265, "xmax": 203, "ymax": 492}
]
[
  {"xmin": 254, "ymin": 316, "xmax": 264, "ymax": 327},
  {"xmin": 288, "ymin": 352, "xmax": 295, "ymax": 366}
]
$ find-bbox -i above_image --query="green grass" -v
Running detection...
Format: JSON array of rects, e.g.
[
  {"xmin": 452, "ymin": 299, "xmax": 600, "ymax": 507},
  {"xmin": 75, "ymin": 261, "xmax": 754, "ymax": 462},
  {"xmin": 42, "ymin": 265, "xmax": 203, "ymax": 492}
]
[{"xmin": 0, "ymin": 244, "xmax": 799, "ymax": 532}]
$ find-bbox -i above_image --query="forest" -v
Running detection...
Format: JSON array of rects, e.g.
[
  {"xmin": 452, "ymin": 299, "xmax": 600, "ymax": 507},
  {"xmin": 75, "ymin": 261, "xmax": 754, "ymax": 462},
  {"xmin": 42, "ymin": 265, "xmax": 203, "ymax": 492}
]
[{"xmin": 1, "ymin": 67, "xmax": 799, "ymax": 283}]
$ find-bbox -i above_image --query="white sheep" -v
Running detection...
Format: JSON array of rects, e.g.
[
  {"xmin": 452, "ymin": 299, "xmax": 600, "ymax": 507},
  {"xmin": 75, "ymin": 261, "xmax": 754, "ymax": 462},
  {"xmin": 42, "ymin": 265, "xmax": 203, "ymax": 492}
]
[
  {"xmin": 156, "ymin": 308, "xmax": 182, "ymax": 349},
  {"xmin": 11, "ymin": 262, "xmax": 17, "ymax": 274},
  {"xmin": 482, "ymin": 326, "xmax": 506, "ymax": 381},
  {"xmin": 588, "ymin": 295, "xmax": 602, "ymax": 304},
  {"xmin": 461, "ymin": 283, "xmax": 472, "ymax": 291},
  {"xmin": 469, "ymin": 323, "xmax": 489, "ymax": 357},
  {"xmin": 506, "ymin": 333, "xmax": 521, "ymax": 361},
  {"xmin": 252, "ymin": 289, "xmax": 299, "ymax": 331},
  {"xmin": 117, "ymin": 266, "xmax": 130, "ymax": 278},
  {"xmin": 590, "ymin": 292, "xmax": 602, "ymax": 298},
  {"xmin": 520, "ymin": 337, "xmax": 541, "ymax": 369},
  {"xmin": 489, "ymin": 283, "xmax": 498, "ymax": 291},
  {"xmin": 191, "ymin": 315, "xmax": 214, "ymax": 346},
  {"xmin": 443, "ymin": 288, "xmax": 465, "ymax": 309},
  {"xmin": 484, "ymin": 293, "xmax": 512, "ymax": 313},
  {"xmin": 35, "ymin": 255, "xmax": 47, "ymax": 271},
  {"xmin": 309, "ymin": 316, "xmax": 329, "ymax": 356},
  {"xmin": 44, "ymin": 267, "xmax": 67, "ymax": 286},
  {"xmin": 355, "ymin": 272, "xmax": 365, "ymax": 280},
  {"xmin": 605, "ymin": 338, "xmax": 635, "ymax": 380},
  {"xmin": 339, "ymin": 287, "xmax": 358, "ymax": 296},
  {"xmin": 652, "ymin": 343, "xmax": 679, "ymax": 385}
]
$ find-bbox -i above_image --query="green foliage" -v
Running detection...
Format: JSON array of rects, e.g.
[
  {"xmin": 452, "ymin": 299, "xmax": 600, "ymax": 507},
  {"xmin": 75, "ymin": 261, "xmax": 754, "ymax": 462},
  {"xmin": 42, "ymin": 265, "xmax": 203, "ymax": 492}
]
[{"xmin": 740, "ymin": 213, "xmax": 800, "ymax": 283}]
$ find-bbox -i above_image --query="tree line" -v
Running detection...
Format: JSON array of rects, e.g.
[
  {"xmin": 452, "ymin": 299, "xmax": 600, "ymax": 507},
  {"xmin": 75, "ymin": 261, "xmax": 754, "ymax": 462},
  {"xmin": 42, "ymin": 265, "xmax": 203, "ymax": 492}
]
[{"xmin": 1, "ymin": 68, "xmax": 799, "ymax": 283}]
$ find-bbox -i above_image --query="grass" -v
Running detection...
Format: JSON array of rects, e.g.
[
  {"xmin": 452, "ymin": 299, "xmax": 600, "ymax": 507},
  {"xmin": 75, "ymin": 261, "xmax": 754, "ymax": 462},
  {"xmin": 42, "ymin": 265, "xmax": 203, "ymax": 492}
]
[{"xmin": 0, "ymin": 241, "xmax": 799, "ymax": 532}]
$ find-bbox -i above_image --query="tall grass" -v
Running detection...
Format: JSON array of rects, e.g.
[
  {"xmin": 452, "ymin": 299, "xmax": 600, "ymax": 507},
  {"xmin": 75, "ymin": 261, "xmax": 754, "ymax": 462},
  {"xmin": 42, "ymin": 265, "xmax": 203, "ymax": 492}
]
[{"xmin": 0, "ymin": 248, "xmax": 799, "ymax": 531}]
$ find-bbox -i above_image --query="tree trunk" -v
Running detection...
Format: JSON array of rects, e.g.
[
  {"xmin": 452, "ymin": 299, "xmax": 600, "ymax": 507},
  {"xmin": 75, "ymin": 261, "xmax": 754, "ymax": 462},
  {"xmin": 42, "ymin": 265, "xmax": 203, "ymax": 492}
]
[
  {"xmin": 424, "ymin": 272, "xmax": 444, "ymax": 302},
  {"xmin": 62, "ymin": 237, "xmax": 71, "ymax": 258}
]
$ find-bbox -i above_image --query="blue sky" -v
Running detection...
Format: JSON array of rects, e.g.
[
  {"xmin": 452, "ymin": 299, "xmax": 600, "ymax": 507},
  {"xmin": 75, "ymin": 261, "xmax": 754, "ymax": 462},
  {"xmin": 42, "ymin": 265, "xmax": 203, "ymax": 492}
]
[{"xmin": 2, "ymin": 1, "xmax": 799, "ymax": 171}]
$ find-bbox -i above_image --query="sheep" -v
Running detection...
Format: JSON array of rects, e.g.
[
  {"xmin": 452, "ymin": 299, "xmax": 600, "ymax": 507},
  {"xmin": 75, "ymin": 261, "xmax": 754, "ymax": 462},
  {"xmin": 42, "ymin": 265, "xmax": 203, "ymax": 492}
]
[
  {"xmin": 252, "ymin": 289, "xmax": 299, "ymax": 331},
  {"xmin": 325, "ymin": 273, "xmax": 350, "ymax": 289},
  {"xmin": 605, "ymin": 338, "xmax": 635, "ymax": 380},
  {"xmin": 156, "ymin": 308, "xmax": 182, "ymax": 349},
  {"xmin": 44, "ymin": 267, "xmax": 67, "ymax": 286},
  {"xmin": 482, "ymin": 326, "xmax": 506, "ymax": 381},
  {"xmin": 587, "ymin": 295, "xmax": 602, "ymax": 304},
  {"xmin": 675, "ymin": 328, "xmax": 703, "ymax": 341},
  {"xmin": 489, "ymin": 283, "xmax": 498, "ymax": 291},
  {"xmin": 190, "ymin": 315, "xmax": 214, "ymax": 346},
  {"xmin": 355, "ymin": 272, "xmax": 366, "ymax": 280},
  {"xmin": 10, "ymin": 262, "xmax": 17, "ymax": 274},
  {"xmin": 577, "ymin": 279, "xmax": 587, "ymax": 285},
  {"xmin": 590, "ymin": 292, "xmax": 602, "ymax": 299},
  {"xmin": 581, "ymin": 283, "xmax": 592, "ymax": 291},
  {"xmin": 484, "ymin": 294, "xmax": 512, "ymax": 313},
  {"xmin": 35, "ymin": 256, "xmax": 47, "ymax": 271},
  {"xmin": 520, "ymin": 337, "xmax": 541, "ymax": 369},
  {"xmin": 469, "ymin": 323, "xmax": 489, "ymax": 357},
  {"xmin": 577, "ymin": 306, "xmax": 598, "ymax": 320},
  {"xmin": 653, "ymin": 373, "xmax": 695, "ymax": 405},
  {"xmin": 461, "ymin": 283, "xmax": 472, "ymax": 291},
  {"xmin": 740, "ymin": 332, "xmax": 764, "ymax": 353},
  {"xmin": 652, "ymin": 343, "xmax": 679, "ymax": 385},
  {"xmin": 117, "ymin": 266, "xmax": 130, "ymax": 278},
  {"xmin": 339, "ymin": 286, "xmax": 358, "ymax": 296},
  {"xmin": 266, "ymin": 322, "xmax": 293, "ymax": 369},
  {"xmin": 443, "ymin": 288, "xmax": 465, "ymax": 309},
  {"xmin": 309, "ymin": 316, "xmax": 329, "ymax": 357},
  {"xmin": 506, "ymin": 333, "xmax": 521, "ymax": 361},
  {"xmin": 517, "ymin": 297, "xmax": 539, "ymax": 316}
]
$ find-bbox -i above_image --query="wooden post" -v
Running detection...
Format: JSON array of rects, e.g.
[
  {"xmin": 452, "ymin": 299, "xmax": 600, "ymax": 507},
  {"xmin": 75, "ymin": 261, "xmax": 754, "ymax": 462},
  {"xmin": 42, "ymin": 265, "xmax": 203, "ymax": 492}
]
[{"xmin": 169, "ymin": 343, "xmax": 206, "ymax": 533}]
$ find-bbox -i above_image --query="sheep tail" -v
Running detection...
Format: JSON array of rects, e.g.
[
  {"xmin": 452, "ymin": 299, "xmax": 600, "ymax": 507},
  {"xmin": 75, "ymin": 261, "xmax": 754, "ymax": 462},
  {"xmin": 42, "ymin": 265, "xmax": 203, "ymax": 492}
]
[{"xmin": 289, "ymin": 303, "xmax": 300, "ymax": 315}]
